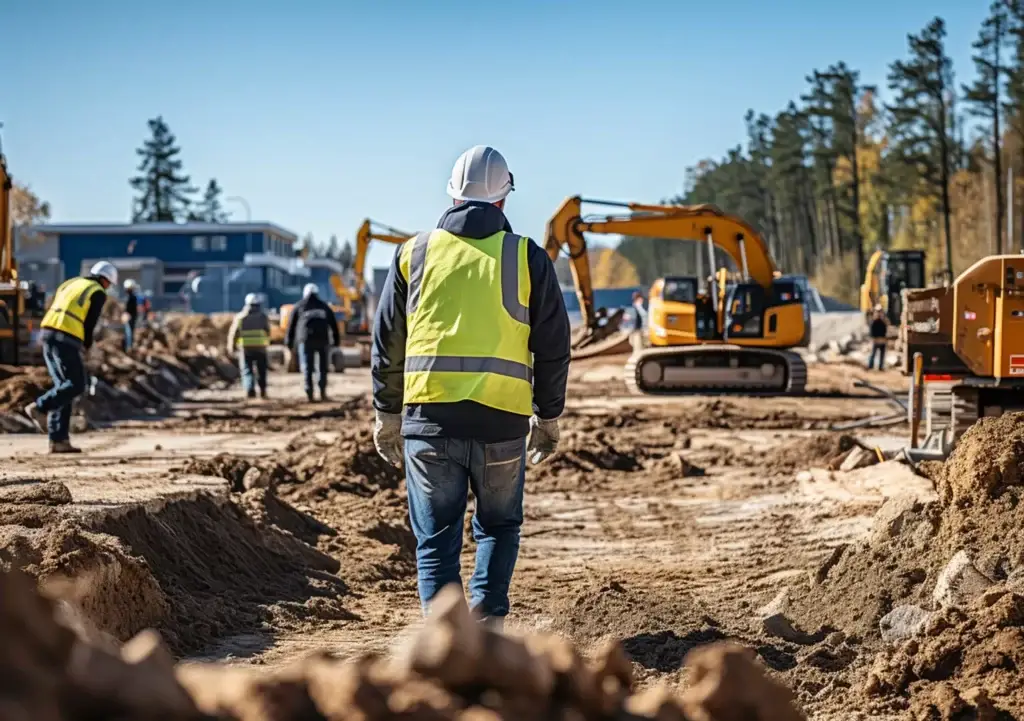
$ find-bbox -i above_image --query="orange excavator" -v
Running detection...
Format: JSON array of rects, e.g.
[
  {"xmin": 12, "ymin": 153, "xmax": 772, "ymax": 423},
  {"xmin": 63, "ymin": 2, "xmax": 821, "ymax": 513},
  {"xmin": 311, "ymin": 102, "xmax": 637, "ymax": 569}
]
[
  {"xmin": 545, "ymin": 196, "xmax": 811, "ymax": 395},
  {"xmin": 0, "ymin": 134, "xmax": 22, "ymax": 365},
  {"xmin": 347, "ymin": 219, "xmax": 412, "ymax": 335}
]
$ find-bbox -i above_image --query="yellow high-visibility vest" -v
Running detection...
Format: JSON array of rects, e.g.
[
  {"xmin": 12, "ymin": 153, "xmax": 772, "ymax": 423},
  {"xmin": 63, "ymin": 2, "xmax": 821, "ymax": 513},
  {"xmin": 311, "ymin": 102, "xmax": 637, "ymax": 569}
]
[
  {"xmin": 400, "ymin": 228, "xmax": 532, "ymax": 416},
  {"xmin": 41, "ymin": 277, "xmax": 104, "ymax": 341}
]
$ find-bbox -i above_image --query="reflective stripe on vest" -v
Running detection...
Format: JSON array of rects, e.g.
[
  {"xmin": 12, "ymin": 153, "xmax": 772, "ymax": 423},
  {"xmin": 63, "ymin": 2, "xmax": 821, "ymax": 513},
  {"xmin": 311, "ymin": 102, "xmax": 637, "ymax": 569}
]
[
  {"xmin": 41, "ymin": 277, "xmax": 104, "ymax": 341},
  {"xmin": 401, "ymin": 228, "xmax": 532, "ymax": 416},
  {"xmin": 238, "ymin": 330, "xmax": 269, "ymax": 348}
]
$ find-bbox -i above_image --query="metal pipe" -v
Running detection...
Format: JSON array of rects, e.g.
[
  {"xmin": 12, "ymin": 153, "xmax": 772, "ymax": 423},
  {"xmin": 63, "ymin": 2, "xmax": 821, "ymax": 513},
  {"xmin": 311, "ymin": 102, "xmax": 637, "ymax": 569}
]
[{"xmin": 910, "ymin": 352, "xmax": 924, "ymax": 447}]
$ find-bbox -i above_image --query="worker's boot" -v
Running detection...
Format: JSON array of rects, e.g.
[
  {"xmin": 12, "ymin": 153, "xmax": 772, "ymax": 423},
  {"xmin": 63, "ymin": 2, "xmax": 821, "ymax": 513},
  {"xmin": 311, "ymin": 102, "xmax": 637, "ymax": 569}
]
[
  {"xmin": 479, "ymin": 616, "xmax": 505, "ymax": 634},
  {"xmin": 246, "ymin": 389, "xmax": 256, "ymax": 400},
  {"xmin": 306, "ymin": 390, "xmax": 314, "ymax": 403},
  {"xmin": 49, "ymin": 440, "xmax": 82, "ymax": 454},
  {"xmin": 320, "ymin": 389, "xmax": 329, "ymax": 402},
  {"xmin": 22, "ymin": 403, "xmax": 47, "ymax": 434},
  {"xmin": 260, "ymin": 390, "xmax": 268, "ymax": 400}
]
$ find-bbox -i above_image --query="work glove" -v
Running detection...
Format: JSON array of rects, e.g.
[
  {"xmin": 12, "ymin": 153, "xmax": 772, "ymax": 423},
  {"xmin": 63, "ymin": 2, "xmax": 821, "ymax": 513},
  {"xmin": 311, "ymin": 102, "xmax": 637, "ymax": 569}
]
[
  {"xmin": 373, "ymin": 410, "xmax": 404, "ymax": 468},
  {"xmin": 527, "ymin": 415, "xmax": 560, "ymax": 465}
]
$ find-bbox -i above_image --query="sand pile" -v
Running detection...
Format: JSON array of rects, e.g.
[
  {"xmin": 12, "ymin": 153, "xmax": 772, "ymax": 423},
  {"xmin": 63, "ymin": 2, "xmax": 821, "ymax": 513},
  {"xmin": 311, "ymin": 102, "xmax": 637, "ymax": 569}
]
[
  {"xmin": 0, "ymin": 481, "xmax": 348, "ymax": 655},
  {"xmin": 781, "ymin": 412, "xmax": 1024, "ymax": 716},
  {"xmin": 0, "ymin": 570, "xmax": 803, "ymax": 721}
]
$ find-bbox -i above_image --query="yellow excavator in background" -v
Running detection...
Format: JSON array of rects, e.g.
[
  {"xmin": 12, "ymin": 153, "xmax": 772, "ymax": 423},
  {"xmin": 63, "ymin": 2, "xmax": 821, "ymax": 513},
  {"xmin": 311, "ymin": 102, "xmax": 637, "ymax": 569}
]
[
  {"xmin": 860, "ymin": 248, "xmax": 927, "ymax": 330},
  {"xmin": 348, "ymin": 219, "xmax": 411, "ymax": 335},
  {"xmin": 545, "ymin": 196, "xmax": 811, "ymax": 395},
  {"xmin": 903, "ymin": 253, "xmax": 1024, "ymax": 455},
  {"xmin": 0, "ymin": 135, "xmax": 23, "ymax": 365}
]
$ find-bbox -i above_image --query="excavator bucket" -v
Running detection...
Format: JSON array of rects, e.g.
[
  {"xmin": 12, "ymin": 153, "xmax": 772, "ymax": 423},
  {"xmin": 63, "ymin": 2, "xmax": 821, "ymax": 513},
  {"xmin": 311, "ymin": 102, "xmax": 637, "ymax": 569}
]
[{"xmin": 569, "ymin": 307, "xmax": 629, "ymax": 360}]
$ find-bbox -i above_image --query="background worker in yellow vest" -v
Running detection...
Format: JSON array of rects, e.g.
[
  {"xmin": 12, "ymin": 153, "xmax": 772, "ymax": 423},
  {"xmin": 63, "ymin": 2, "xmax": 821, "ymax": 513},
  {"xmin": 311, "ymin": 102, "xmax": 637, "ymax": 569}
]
[
  {"xmin": 371, "ymin": 145, "xmax": 571, "ymax": 627},
  {"xmin": 23, "ymin": 261, "xmax": 118, "ymax": 453},
  {"xmin": 226, "ymin": 293, "xmax": 271, "ymax": 399}
]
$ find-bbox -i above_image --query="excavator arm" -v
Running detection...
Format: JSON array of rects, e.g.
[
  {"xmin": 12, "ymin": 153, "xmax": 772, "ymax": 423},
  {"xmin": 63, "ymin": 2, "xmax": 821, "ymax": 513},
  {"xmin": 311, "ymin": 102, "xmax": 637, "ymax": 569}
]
[
  {"xmin": 353, "ymin": 219, "xmax": 413, "ymax": 299},
  {"xmin": 860, "ymin": 249, "xmax": 884, "ymax": 316},
  {"xmin": 545, "ymin": 196, "xmax": 779, "ymax": 331}
]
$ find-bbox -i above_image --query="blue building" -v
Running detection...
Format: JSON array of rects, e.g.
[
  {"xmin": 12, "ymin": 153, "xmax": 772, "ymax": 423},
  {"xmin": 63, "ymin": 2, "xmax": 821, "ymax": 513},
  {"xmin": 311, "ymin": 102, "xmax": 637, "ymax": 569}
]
[{"xmin": 18, "ymin": 221, "xmax": 300, "ymax": 311}]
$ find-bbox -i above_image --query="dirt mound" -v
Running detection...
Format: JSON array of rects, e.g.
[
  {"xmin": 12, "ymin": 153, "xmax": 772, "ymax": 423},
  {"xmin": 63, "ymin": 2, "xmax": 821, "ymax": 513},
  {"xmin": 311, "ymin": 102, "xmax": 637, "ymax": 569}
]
[
  {"xmin": 1, "ymin": 571, "xmax": 803, "ymax": 721},
  {"xmin": 180, "ymin": 454, "xmax": 297, "ymax": 491},
  {"xmin": 762, "ymin": 432, "xmax": 857, "ymax": 475},
  {"xmin": 781, "ymin": 411, "xmax": 1024, "ymax": 714},
  {"xmin": 937, "ymin": 413, "xmax": 1024, "ymax": 507},
  {"xmin": 866, "ymin": 590, "xmax": 1024, "ymax": 718},
  {"xmin": 1, "ymin": 488, "xmax": 348, "ymax": 655}
]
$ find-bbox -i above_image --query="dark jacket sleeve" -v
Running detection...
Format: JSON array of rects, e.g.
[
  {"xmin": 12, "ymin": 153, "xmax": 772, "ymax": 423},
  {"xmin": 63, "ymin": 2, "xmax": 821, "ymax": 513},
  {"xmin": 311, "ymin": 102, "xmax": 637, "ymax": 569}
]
[
  {"xmin": 125, "ymin": 293, "xmax": 138, "ymax": 320},
  {"xmin": 371, "ymin": 248, "xmax": 408, "ymax": 414},
  {"xmin": 526, "ymin": 241, "xmax": 571, "ymax": 419},
  {"xmin": 83, "ymin": 290, "xmax": 106, "ymax": 349},
  {"xmin": 326, "ymin": 299, "xmax": 341, "ymax": 346},
  {"xmin": 285, "ymin": 297, "xmax": 301, "ymax": 348}
]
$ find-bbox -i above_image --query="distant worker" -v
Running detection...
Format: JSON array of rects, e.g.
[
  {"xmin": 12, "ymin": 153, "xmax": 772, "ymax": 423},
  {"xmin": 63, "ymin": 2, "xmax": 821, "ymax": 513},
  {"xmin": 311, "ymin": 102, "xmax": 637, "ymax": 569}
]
[
  {"xmin": 285, "ymin": 282, "xmax": 342, "ymax": 402},
  {"xmin": 122, "ymin": 279, "xmax": 139, "ymax": 352},
  {"xmin": 371, "ymin": 145, "xmax": 571, "ymax": 627},
  {"xmin": 227, "ymin": 293, "xmax": 271, "ymax": 399},
  {"xmin": 867, "ymin": 305, "xmax": 888, "ymax": 371},
  {"xmin": 630, "ymin": 291, "xmax": 647, "ymax": 352},
  {"xmin": 23, "ymin": 262, "xmax": 117, "ymax": 453}
]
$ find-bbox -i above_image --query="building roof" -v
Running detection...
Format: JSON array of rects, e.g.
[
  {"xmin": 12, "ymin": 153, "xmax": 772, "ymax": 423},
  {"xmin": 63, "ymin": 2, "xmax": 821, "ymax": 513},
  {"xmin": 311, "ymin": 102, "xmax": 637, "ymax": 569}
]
[{"xmin": 25, "ymin": 221, "xmax": 298, "ymax": 242}]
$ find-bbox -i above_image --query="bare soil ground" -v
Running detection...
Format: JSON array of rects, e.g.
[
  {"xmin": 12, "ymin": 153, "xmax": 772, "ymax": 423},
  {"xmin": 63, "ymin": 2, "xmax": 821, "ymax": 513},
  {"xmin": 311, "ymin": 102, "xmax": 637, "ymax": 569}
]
[{"xmin": 5, "ymin": 351, "xmax": 980, "ymax": 720}]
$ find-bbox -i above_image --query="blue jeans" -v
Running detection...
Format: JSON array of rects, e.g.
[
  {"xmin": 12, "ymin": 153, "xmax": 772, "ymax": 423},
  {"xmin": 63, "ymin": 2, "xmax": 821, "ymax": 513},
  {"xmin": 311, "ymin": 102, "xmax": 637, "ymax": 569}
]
[
  {"xmin": 298, "ymin": 343, "xmax": 328, "ymax": 396},
  {"xmin": 404, "ymin": 436, "xmax": 527, "ymax": 618},
  {"xmin": 35, "ymin": 336, "xmax": 87, "ymax": 442},
  {"xmin": 123, "ymin": 321, "xmax": 135, "ymax": 352},
  {"xmin": 868, "ymin": 342, "xmax": 886, "ymax": 370},
  {"xmin": 239, "ymin": 349, "xmax": 268, "ymax": 395}
]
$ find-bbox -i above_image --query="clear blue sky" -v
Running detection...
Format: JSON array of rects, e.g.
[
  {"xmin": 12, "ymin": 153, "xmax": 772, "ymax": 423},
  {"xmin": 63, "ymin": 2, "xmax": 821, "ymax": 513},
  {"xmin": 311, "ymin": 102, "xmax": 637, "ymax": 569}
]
[{"xmin": 3, "ymin": 0, "xmax": 989, "ymax": 275}]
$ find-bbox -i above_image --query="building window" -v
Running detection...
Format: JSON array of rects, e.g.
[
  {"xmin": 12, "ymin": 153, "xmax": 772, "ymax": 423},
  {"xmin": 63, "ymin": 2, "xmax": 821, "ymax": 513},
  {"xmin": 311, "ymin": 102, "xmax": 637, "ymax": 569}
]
[
  {"xmin": 192, "ymin": 235, "xmax": 208, "ymax": 252},
  {"xmin": 210, "ymin": 235, "xmax": 227, "ymax": 252}
]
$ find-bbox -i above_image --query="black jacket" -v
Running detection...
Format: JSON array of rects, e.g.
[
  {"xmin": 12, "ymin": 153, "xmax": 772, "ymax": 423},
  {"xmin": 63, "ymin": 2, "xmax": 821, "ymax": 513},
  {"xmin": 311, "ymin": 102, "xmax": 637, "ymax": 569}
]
[
  {"xmin": 285, "ymin": 293, "xmax": 340, "ymax": 348},
  {"xmin": 125, "ymin": 291, "xmax": 138, "ymax": 324},
  {"xmin": 870, "ymin": 318, "xmax": 888, "ymax": 340},
  {"xmin": 371, "ymin": 201, "xmax": 571, "ymax": 443}
]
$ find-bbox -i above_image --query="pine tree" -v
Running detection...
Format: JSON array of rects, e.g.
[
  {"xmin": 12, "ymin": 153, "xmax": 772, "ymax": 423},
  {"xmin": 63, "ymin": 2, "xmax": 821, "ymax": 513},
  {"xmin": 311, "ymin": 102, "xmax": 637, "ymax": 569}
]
[
  {"xmin": 338, "ymin": 240, "xmax": 355, "ymax": 270},
  {"xmin": 192, "ymin": 179, "xmax": 228, "ymax": 223},
  {"xmin": 886, "ymin": 17, "xmax": 956, "ymax": 275},
  {"xmin": 129, "ymin": 116, "xmax": 196, "ymax": 223}
]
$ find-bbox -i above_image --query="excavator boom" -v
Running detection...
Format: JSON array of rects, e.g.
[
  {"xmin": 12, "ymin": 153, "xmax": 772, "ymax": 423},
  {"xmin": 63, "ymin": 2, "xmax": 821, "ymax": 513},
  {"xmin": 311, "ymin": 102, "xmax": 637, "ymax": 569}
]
[{"xmin": 353, "ymin": 219, "xmax": 412, "ymax": 298}]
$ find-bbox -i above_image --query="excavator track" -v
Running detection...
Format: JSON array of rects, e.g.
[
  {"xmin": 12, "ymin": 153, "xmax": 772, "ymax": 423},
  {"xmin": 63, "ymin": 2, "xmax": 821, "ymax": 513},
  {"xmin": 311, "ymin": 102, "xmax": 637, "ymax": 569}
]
[{"xmin": 623, "ymin": 345, "xmax": 807, "ymax": 396}]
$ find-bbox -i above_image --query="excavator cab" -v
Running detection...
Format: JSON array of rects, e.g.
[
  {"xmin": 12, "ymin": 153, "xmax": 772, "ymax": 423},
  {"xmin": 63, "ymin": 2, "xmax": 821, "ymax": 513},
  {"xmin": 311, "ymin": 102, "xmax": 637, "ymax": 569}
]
[{"xmin": 883, "ymin": 250, "xmax": 926, "ymax": 325}]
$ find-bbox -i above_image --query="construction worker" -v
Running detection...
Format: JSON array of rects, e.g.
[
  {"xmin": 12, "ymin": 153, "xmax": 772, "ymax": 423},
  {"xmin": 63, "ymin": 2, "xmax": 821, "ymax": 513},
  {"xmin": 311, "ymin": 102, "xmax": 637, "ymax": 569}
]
[
  {"xmin": 23, "ymin": 261, "xmax": 118, "ymax": 453},
  {"xmin": 285, "ymin": 282, "xmax": 341, "ymax": 402},
  {"xmin": 122, "ymin": 279, "xmax": 139, "ymax": 352},
  {"xmin": 630, "ymin": 291, "xmax": 647, "ymax": 352},
  {"xmin": 227, "ymin": 293, "xmax": 271, "ymax": 399},
  {"xmin": 868, "ymin": 305, "xmax": 888, "ymax": 371},
  {"xmin": 371, "ymin": 145, "xmax": 571, "ymax": 627}
]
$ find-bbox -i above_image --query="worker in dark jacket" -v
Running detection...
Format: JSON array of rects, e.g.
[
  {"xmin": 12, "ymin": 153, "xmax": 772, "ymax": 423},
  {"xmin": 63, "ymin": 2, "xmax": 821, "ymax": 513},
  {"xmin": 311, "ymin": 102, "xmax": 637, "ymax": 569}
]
[
  {"xmin": 24, "ymin": 261, "xmax": 117, "ymax": 453},
  {"xmin": 371, "ymin": 145, "xmax": 571, "ymax": 627},
  {"xmin": 285, "ymin": 283, "xmax": 341, "ymax": 402},
  {"xmin": 868, "ymin": 306, "xmax": 888, "ymax": 370},
  {"xmin": 122, "ymin": 279, "xmax": 139, "ymax": 352}
]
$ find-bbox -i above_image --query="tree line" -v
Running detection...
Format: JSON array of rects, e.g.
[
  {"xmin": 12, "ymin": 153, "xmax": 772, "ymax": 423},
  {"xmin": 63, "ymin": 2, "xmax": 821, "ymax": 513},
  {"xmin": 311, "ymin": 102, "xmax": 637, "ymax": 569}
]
[{"xmin": 615, "ymin": 6, "xmax": 1024, "ymax": 302}]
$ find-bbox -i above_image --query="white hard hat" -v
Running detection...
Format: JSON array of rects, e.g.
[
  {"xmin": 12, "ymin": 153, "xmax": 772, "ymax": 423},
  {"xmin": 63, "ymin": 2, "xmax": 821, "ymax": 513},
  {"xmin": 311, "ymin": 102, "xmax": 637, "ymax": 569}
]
[
  {"xmin": 446, "ymin": 145, "xmax": 514, "ymax": 203},
  {"xmin": 244, "ymin": 292, "xmax": 260, "ymax": 306},
  {"xmin": 90, "ymin": 261, "xmax": 118, "ymax": 286},
  {"xmin": 123, "ymin": 279, "xmax": 137, "ymax": 289},
  {"xmin": 303, "ymin": 283, "xmax": 319, "ymax": 298}
]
